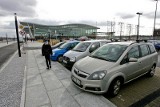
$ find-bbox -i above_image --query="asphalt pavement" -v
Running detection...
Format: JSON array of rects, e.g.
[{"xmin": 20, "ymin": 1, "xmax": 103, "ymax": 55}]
[{"xmin": 0, "ymin": 43, "xmax": 18, "ymax": 69}]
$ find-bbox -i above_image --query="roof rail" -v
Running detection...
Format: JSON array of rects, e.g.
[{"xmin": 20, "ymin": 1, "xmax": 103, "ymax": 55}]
[{"xmin": 136, "ymin": 39, "xmax": 148, "ymax": 43}]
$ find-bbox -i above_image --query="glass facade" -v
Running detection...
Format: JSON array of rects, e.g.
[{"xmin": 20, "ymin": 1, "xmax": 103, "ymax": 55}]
[{"xmin": 20, "ymin": 22, "xmax": 99, "ymax": 38}]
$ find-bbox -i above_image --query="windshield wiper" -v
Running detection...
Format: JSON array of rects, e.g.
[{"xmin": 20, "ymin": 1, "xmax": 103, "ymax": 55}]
[
  {"xmin": 90, "ymin": 55, "xmax": 115, "ymax": 62},
  {"xmin": 90, "ymin": 55, "xmax": 106, "ymax": 61},
  {"xmin": 73, "ymin": 49, "xmax": 84, "ymax": 52}
]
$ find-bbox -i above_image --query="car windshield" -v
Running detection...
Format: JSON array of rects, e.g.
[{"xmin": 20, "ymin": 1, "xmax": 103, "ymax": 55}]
[
  {"xmin": 90, "ymin": 44, "xmax": 127, "ymax": 62},
  {"xmin": 59, "ymin": 42, "xmax": 70, "ymax": 49},
  {"xmin": 53, "ymin": 42, "xmax": 64, "ymax": 47},
  {"xmin": 72, "ymin": 42, "xmax": 91, "ymax": 52}
]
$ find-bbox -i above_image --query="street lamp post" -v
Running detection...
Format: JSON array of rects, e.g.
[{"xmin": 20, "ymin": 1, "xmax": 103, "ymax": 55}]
[
  {"xmin": 14, "ymin": 13, "xmax": 21, "ymax": 57},
  {"xmin": 153, "ymin": 0, "xmax": 158, "ymax": 37},
  {"xmin": 136, "ymin": 12, "xmax": 142, "ymax": 40}
]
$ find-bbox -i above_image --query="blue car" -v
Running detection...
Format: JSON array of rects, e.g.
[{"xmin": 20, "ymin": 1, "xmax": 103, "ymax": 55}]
[
  {"xmin": 51, "ymin": 40, "xmax": 79, "ymax": 62},
  {"xmin": 148, "ymin": 40, "xmax": 160, "ymax": 51}
]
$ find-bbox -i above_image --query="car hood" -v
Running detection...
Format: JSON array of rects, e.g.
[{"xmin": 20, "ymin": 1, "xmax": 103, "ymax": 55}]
[
  {"xmin": 52, "ymin": 48, "xmax": 66, "ymax": 53},
  {"xmin": 64, "ymin": 50, "xmax": 84, "ymax": 58},
  {"xmin": 74, "ymin": 56, "xmax": 115, "ymax": 74}
]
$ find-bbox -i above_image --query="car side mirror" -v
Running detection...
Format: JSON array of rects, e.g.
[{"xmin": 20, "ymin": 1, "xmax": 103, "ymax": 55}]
[
  {"xmin": 89, "ymin": 48, "xmax": 95, "ymax": 53},
  {"xmin": 129, "ymin": 58, "xmax": 138, "ymax": 62}
]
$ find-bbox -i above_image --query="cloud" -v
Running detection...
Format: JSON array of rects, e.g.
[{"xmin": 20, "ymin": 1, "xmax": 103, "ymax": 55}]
[
  {"xmin": 21, "ymin": 18, "xmax": 114, "ymax": 28},
  {"xmin": 116, "ymin": 13, "xmax": 135, "ymax": 19},
  {"xmin": 0, "ymin": 0, "xmax": 37, "ymax": 17},
  {"xmin": 144, "ymin": 12, "xmax": 160, "ymax": 19}
]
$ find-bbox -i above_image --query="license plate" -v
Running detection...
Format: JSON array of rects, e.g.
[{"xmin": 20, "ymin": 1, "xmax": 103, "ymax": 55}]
[
  {"xmin": 72, "ymin": 76, "xmax": 81, "ymax": 85},
  {"xmin": 63, "ymin": 60, "xmax": 67, "ymax": 64}
]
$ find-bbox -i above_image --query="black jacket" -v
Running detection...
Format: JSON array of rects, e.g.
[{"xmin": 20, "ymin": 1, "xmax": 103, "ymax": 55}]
[{"xmin": 42, "ymin": 44, "xmax": 52, "ymax": 56}]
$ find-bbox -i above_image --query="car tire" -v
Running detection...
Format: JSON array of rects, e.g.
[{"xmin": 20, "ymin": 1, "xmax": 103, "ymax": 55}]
[
  {"xmin": 57, "ymin": 56, "xmax": 63, "ymax": 63},
  {"xmin": 147, "ymin": 65, "xmax": 156, "ymax": 77},
  {"xmin": 108, "ymin": 78, "xmax": 122, "ymax": 97}
]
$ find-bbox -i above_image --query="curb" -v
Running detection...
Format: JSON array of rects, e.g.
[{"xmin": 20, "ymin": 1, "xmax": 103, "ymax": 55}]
[{"xmin": 20, "ymin": 66, "xmax": 27, "ymax": 107}]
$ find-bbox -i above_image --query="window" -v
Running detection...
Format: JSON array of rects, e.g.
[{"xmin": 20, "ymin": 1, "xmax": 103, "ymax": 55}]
[
  {"xmin": 120, "ymin": 46, "xmax": 139, "ymax": 65},
  {"xmin": 89, "ymin": 42, "xmax": 100, "ymax": 52},
  {"xmin": 91, "ymin": 44, "xmax": 127, "ymax": 62},
  {"xmin": 128, "ymin": 46, "xmax": 140, "ymax": 58},
  {"xmin": 72, "ymin": 42, "xmax": 91, "ymax": 52},
  {"xmin": 140, "ymin": 45, "xmax": 149, "ymax": 57},
  {"xmin": 101, "ymin": 41, "xmax": 110, "ymax": 46},
  {"xmin": 149, "ymin": 45, "xmax": 156, "ymax": 54}
]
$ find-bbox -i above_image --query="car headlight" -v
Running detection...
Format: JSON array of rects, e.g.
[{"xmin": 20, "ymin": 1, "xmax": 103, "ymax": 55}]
[
  {"xmin": 88, "ymin": 71, "xmax": 106, "ymax": 80},
  {"xmin": 70, "ymin": 57, "xmax": 76, "ymax": 62},
  {"xmin": 52, "ymin": 52, "xmax": 55, "ymax": 56}
]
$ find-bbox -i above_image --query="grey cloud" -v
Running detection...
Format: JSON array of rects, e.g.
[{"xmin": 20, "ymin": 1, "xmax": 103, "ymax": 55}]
[
  {"xmin": 0, "ymin": 0, "xmax": 37, "ymax": 17},
  {"xmin": 67, "ymin": 20, "xmax": 108, "ymax": 26},
  {"xmin": 22, "ymin": 19, "xmax": 62, "ymax": 25},
  {"xmin": 0, "ymin": 21, "xmax": 15, "ymax": 29},
  {"xmin": 144, "ymin": 12, "xmax": 160, "ymax": 19},
  {"xmin": 22, "ymin": 19, "xmax": 110, "ymax": 27},
  {"xmin": 116, "ymin": 13, "xmax": 135, "ymax": 19}
]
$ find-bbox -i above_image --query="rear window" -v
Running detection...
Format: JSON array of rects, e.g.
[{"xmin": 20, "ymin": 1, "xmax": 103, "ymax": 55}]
[{"xmin": 149, "ymin": 45, "xmax": 156, "ymax": 54}]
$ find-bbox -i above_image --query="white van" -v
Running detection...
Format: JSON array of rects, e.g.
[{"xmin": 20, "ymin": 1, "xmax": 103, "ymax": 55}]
[{"xmin": 63, "ymin": 40, "xmax": 111, "ymax": 68}]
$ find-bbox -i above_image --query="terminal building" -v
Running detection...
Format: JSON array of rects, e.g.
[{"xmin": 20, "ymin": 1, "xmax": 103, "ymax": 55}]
[{"xmin": 20, "ymin": 22, "xmax": 99, "ymax": 39}]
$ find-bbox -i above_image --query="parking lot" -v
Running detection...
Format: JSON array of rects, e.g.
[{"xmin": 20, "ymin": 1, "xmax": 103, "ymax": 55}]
[{"xmin": 62, "ymin": 53, "xmax": 160, "ymax": 107}]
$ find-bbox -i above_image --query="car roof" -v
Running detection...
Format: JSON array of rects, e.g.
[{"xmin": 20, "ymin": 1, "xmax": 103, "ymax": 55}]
[
  {"xmin": 108, "ymin": 41, "xmax": 153, "ymax": 46},
  {"xmin": 66, "ymin": 40, "xmax": 79, "ymax": 43},
  {"xmin": 108, "ymin": 41, "xmax": 135, "ymax": 46},
  {"xmin": 82, "ymin": 39, "xmax": 111, "ymax": 43}
]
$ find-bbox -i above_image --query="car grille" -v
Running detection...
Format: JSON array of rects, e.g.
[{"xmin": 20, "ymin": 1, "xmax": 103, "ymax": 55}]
[{"xmin": 74, "ymin": 68, "xmax": 89, "ymax": 78}]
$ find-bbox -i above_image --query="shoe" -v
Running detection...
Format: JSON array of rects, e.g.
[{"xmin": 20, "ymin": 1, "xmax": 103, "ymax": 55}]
[
  {"xmin": 50, "ymin": 66, "xmax": 51, "ymax": 68},
  {"xmin": 46, "ymin": 67, "xmax": 49, "ymax": 69}
]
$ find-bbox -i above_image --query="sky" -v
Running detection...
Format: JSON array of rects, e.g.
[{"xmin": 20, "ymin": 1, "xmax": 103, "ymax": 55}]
[{"xmin": 0, "ymin": 0, "xmax": 160, "ymax": 37}]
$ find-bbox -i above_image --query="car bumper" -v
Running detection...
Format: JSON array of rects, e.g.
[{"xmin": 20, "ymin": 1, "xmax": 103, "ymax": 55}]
[
  {"xmin": 63, "ymin": 59, "xmax": 75, "ymax": 68},
  {"xmin": 51, "ymin": 56, "xmax": 57, "ymax": 61},
  {"xmin": 71, "ymin": 69, "xmax": 106, "ymax": 94}
]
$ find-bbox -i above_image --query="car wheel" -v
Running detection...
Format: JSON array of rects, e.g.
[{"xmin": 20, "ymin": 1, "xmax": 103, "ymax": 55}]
[
  {"xmin": 108, "ymin": 78, "xmax": 122, "ymax": 97},
  {"xmin": 147, "ymin": 65, "xmax": 156, "ymax": 77},
  {"xmin": 58, "ymin": 56, "xmax": 63, "ymax": 62}
]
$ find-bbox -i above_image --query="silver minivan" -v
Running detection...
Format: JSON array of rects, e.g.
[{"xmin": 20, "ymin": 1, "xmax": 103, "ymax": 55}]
[
  {"xmin": 71, "ymin": 41, "xmax": 158, "ymax": 96},
  {"xmin": 63, "ymin": 40, "xmax": 111, "ymax": 68}
]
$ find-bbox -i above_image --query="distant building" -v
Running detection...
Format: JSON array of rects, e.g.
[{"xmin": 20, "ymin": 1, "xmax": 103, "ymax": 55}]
[
  {"xmin": 153, "ymin": 29, "xmax": 160, "ymax": 37},
  {"xmin": 20, "ymin": 22, "xmax": 99, "ymax": 39}
]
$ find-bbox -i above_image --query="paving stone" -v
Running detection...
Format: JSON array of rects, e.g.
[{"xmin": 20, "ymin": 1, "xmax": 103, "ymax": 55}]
[
  {"xmin": 27, "ymin": 74, "xmax": 43, "ymax": 87},
  {"xmin": 74, "ymin": 92, "xmax": 111, "ymax": 107},
  {"xmin": 25, "ymin": 84, "xmax": 50, "ymax": 107},
  {"xmin": 54, "ymin": 69, "xmax": 71, "ymax": 80},
  {"xmin": 48, "ymin": 87, "xmax": 80, "ymax": 107},
  {"xmin": 27, "ymin": 67, "xmax": 39, "ymax": 76},
  {"xmin": 61, "ymin": 78, "xmax": 82, "ymax": 96},
  {"xmin": 41, "ymin": 71, "xmax": 63, "ymax": 91}
]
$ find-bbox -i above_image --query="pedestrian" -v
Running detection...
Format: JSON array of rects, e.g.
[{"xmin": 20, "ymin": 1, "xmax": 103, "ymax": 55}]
[{"xmin": 42, "ymin": 40, "xmax": 52, "ymax": 69}]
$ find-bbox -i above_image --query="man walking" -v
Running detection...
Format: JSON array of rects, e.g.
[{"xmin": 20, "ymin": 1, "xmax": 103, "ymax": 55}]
[{"xmin": 42, "ymin": 40, "xmax": 52, "ymax": 69}]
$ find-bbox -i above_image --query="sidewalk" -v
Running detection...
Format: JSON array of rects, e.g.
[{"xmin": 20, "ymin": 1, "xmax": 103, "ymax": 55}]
[{"xmin": 24, "ymin": 42, "xmax": 116, "ymax": 107}]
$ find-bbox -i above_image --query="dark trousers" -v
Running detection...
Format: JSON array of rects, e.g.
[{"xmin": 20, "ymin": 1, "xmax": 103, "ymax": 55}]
[{"xmin": 45, "ymin": 55, "xmax": 51, "ymax": 68}]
